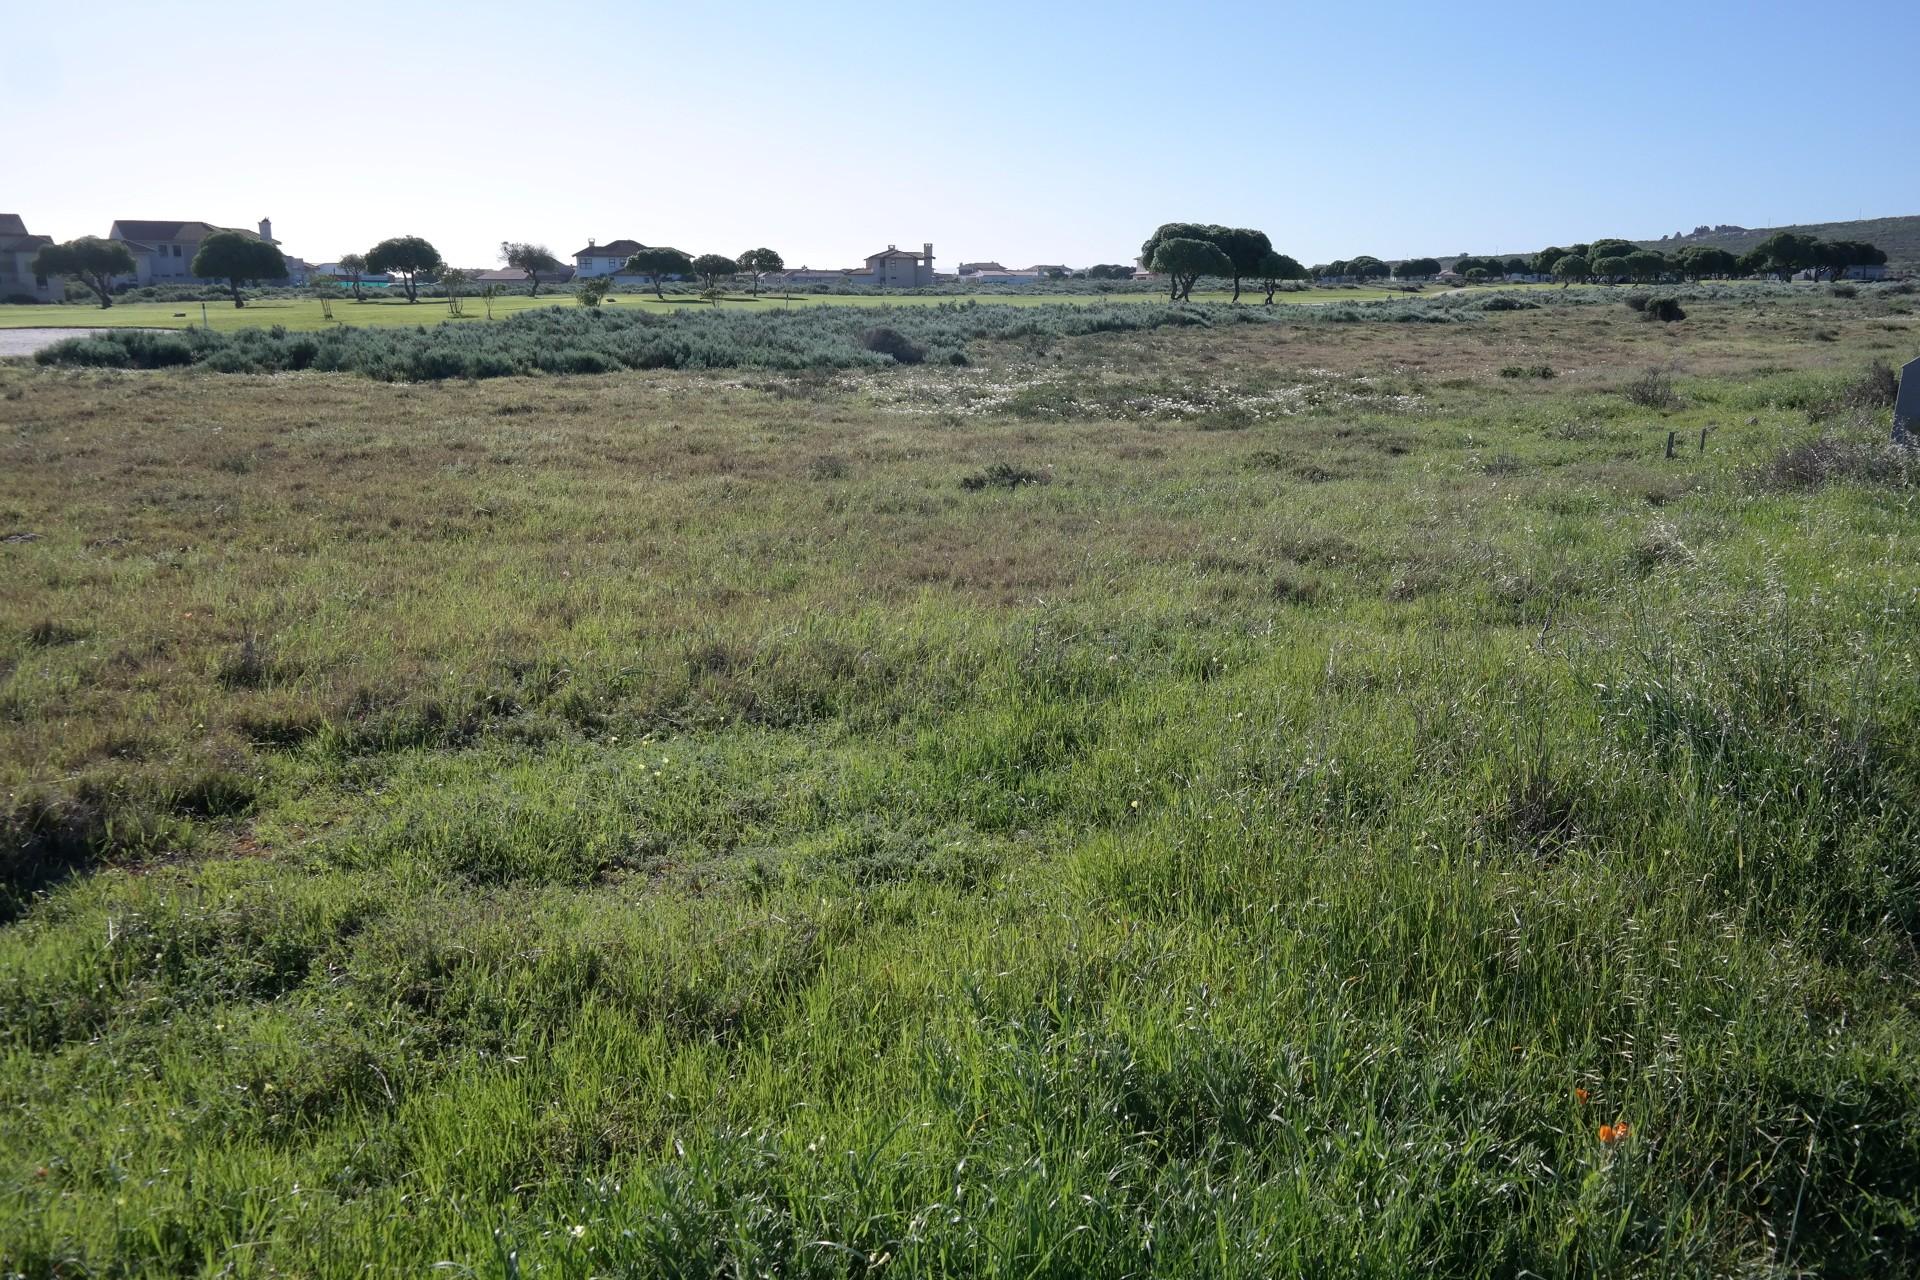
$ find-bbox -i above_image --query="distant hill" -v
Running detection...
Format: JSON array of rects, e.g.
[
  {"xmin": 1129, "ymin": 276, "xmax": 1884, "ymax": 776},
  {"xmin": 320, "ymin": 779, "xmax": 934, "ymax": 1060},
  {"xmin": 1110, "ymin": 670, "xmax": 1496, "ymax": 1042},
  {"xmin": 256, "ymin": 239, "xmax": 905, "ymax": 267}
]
[
  {"xmin": 1420, "ymin": 214, "xmax": 1919, "ymax": 274},
  {"xmin": 1635, "ymin": 215, "xmax": 1920, "ymax": 270}
]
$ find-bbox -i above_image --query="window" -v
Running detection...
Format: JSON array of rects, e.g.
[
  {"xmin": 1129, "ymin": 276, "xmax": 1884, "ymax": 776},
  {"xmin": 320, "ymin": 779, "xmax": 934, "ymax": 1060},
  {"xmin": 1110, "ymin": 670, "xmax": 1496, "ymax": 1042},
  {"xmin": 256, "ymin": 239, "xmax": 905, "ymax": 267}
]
[{"xmin": 172, "ymin": 245, "xmax": 182, "ymax": 257}]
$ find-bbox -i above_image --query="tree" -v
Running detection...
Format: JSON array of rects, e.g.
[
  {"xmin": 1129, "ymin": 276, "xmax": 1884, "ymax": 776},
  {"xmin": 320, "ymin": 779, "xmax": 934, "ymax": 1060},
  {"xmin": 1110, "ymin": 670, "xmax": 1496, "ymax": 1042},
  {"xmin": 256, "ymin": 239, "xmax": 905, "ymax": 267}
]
[
  {"xmin": 1396, "ymin": 257, "xmax": 1441, "ymax": 280},
  {"xmin": 1256, "ymin": 250, "xmax": 1306, "ymax": 304},
  {"xmin": 692, "ymin": 253, "xmax": 737, "ymax": 293},
  {"xmin": 625, "ymin": 247, "xmax": 694, "ymax": 300},
  {"xmin": 1319, "ymin": 260, "xmax": 1348, "ymax": 281},
  {"xmin": 1149, "ymin": 237, "xmax": 1231, "ymax": 301},
  {"xmin": 576, "ymin": 277, "xmax": 611, "ymax": 308},
  {"xmin": 439, "ymin": 266, "xmax": 471, "ymax": 316},
  {"xmin": 1587, "ymin": 239, "xmax": 1637, "ymax": 265},
  {"xmin": 1532, "ymin": 246, "xmax": 1570, "ymax": 276},
  {"xmin": 736, "ymin": 248, "xmax": 783, "ymax": 297},
  {"xmin": 312, "ymin": 275, "xmax": 336, "ymax": 322},
  {"xmin": 1084, "ymin": 264, "xmax": 1134, "ymax": 280},
  {"xmin": 33, "ymin": 237, "xmax": 137, "ymax": 309},
  {"xmin": 1551, "ymin": 254, "xmax": 1591, "ymax": 287},
  {"xmin": 1138, "ymin": 222, "xmax": 1271, "ymax": 300},
  {"xmin": 499, "ymin": 242, "xmax": 561, "ymax": 297},
  {"xmin": 366, "ymin": 236, "xmax": 442, "ymax": 302},
  {"xmin": 1211, "ymin": 227, "xmax": 1272, "ymax": 302},
  {"xmin": 1591, "ymin": 256, "xmax": 1630, "ymax": 283},
  {"xmin": 1582, "ymin": 257, "xmax": 1628, "ymax": 284},
  {"xmin": 1346, "ymin": 255, "xmax": 1390, "ymax": 280},
  {"xmin": 1622, "ymin": 250, "xmax": 1668, "ymax": 282},
  {"xmin": 1745, "ymin": 232, "xmax": 1822, "ymax": 281},
  {"xmin": 337, "ymin": 252, "xmax": 368, "ymax": 302},
  {"xmin": 1140, "ymin": 223, "xmax": 1217, "ymax": 277},
  {"xmin": 1672, "ymin": 246, "xmax": 1736, "ymax": 280},
  {"xmin": 1503, "ymin": 258, "xmax": 1530, "ymax": 276},
  {"xmin": 1819, "ymin": 239, "xmax": 1886, "ymax": 281},
  {"xmin": 191, "ymin": 231, "xmax": 289, "ymax": 308}
]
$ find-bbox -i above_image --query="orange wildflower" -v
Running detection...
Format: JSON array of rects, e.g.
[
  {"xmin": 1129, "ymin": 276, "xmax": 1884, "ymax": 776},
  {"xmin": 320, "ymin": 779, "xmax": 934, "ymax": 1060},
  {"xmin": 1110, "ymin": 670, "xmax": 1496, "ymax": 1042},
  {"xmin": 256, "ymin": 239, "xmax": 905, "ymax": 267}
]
[
  {"xmin": 1598, "ymin": 1121, "xmax": 1631, "ymax": 1144},
  {"xmin": 1574, "ymin": 1088, "xmax": 1589, "ymax": 1104}
]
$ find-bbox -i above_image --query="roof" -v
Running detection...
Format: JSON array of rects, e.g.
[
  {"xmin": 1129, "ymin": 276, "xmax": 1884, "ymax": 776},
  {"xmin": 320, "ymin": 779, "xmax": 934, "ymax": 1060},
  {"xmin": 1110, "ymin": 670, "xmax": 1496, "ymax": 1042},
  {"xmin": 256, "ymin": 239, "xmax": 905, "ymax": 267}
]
[
  {"xmin": 959, "ymin": 261, "xmax": 1004, "ymax": 272},
  {"xmin": 110, "ymin": 220, "xmax": 257, "ymax": 243},
  {"xmin": 864, "ymin": 246, "xmax": 927, "ymax": 261},
  {"xmin": 573, "ymin": 239, "xmax": 646, "ymax": 258},
  {"xmin": 0, "ymin": 214, "xmax": 28, "ymax": 237},
  {"xmin": 0, "ymin": 233, "xmax": 52, "ymax": 253}
]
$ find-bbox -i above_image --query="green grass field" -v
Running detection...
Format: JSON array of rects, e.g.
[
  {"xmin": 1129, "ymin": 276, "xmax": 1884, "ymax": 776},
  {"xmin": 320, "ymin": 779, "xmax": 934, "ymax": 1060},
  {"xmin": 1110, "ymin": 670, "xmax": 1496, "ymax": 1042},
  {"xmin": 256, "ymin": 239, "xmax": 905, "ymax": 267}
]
[
  {"xmin": 0, "ymin": 283, "xmax": 1487, "ymax": 334},
  {"xmin": 3, "ymin": 289, "xmax": 1919, "ymax": 1275}
]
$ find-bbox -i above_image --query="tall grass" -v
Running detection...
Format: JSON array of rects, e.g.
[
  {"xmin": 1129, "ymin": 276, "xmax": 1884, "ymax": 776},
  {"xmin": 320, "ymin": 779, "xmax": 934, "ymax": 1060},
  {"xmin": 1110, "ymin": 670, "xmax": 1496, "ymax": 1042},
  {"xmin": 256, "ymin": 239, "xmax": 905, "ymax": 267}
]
[{"xmin": 4, "ymin": 292, "xmax": 1919, "ymax": 1275}]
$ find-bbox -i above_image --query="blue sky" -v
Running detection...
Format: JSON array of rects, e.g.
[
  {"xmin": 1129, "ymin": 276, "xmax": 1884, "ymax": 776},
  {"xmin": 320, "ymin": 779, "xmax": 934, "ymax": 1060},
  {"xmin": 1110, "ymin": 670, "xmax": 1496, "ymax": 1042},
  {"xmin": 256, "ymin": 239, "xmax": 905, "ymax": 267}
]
[{"xmin": 7, "ymin": 0, "xmax": 1917, "ymax": 271}]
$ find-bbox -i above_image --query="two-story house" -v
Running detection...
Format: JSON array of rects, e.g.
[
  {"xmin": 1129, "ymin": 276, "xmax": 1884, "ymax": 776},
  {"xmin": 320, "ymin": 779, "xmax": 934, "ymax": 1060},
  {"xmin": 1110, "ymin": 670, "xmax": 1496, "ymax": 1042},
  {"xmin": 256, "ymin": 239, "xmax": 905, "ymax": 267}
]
[
  {"xmin": 0, "ymin": 214, "xmax": 57, "ymax": 302},
  {"xmin": 107, "ymin": 218, "xmax": 279, "ymax": 285},
  {"xmin": 573, "ymin": 239, "xmax": 648, "ymax": 278}
]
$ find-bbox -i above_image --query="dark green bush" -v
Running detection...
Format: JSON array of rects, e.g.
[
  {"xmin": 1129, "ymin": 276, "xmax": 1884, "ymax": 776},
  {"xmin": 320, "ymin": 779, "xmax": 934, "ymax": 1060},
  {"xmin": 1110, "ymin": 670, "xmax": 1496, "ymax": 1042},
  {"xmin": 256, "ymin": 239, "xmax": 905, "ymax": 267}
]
[{"xmin": 860, "ymin": 326, "xmax": 926, "ymax": 365}]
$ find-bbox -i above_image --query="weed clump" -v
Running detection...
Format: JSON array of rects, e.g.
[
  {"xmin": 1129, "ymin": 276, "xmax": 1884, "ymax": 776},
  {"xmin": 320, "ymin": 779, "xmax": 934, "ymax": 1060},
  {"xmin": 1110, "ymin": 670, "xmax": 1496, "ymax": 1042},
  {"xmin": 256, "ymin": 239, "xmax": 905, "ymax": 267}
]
[
  {"xmin": 1643, "ymin": 298, "xmax": 1686, "ymax": 323},
  {"xmin": 960, "ymin": 462, "xmax": 1051, "ymax": 491},
  {"xmin": 1758, "ymin": 435, "xmax": 1918, "ymax": 490},
  {"xmin": 1500, "ymin": 364, "xmax": 1556, "ymax": 379},
  {"xmin": 1624, "ymin": 369, "xmax": 1681, "ymax": 410}
]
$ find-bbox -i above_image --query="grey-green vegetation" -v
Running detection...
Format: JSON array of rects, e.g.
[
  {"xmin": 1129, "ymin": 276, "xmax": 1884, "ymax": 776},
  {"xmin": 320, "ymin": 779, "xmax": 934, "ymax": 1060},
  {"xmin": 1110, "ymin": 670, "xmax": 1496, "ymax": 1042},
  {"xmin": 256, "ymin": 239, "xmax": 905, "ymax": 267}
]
[{"xmin": 3, "ymin": 284, "xmax": 1920, "ymax": 1276}]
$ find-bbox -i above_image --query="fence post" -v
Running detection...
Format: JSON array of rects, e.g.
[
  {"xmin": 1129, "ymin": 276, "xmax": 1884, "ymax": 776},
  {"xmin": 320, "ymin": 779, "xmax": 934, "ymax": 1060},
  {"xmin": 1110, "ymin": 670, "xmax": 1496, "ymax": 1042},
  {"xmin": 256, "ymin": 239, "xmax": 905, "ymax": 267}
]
[
  {"xmin": 1699, "ymin": 427, "xmax": 1709, "ymax": 453},
  {"xmin": 1665, "ymin": 430, "xmax": 1677, "ymax": 459}
]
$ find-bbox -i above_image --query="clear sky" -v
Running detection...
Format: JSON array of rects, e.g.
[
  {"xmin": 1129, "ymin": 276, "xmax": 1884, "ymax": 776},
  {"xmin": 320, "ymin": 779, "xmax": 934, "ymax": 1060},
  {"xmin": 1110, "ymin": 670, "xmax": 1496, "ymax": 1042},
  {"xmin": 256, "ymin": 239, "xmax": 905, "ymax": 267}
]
[{"xmin": 8, "ymin": 0, "xmax": 1917, "ymax": 272}]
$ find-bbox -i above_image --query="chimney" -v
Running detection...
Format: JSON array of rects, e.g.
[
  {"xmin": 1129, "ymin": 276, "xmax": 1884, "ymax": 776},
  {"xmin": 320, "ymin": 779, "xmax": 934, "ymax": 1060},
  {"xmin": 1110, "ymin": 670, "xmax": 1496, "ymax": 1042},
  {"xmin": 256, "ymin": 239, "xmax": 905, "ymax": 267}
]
[
  {"xmin": 258, "ymin": 217, "xmax": 273, "ymax": 242},
  {"xmin": 923, "ymin": 241, "xmax": 933, "ymax": 265}
]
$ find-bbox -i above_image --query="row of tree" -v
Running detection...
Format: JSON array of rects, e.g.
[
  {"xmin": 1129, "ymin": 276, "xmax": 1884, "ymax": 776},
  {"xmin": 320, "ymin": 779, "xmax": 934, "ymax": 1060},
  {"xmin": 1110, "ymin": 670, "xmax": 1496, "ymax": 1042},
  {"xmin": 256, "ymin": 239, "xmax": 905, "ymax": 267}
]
[
  {"xmin": 1332, "ymin": 234, "xmax": 1888, "ymax": 287},
  {"xmin": 1139, "ymin": 224, "xmax": 1306, "ymax": 303}
]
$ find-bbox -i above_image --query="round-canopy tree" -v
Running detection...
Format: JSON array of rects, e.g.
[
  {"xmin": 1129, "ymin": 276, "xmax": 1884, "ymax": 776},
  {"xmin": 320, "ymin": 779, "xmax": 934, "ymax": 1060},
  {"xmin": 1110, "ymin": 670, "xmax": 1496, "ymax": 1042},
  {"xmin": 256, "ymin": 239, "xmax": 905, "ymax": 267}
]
[
  {"xmin": 1591, "ymin": 255, "xmax": 1631, "ymax": 283},
  {"xmin": 1672, "ymin": 246, "xmax": 1737, "ymax": 280},
  {"xmin": 1150, "ymin": 237, "xmax": 1231, "ymax": 302},
  {"xmin": 1396, "ymin": 257, "xmax": 1441, "ymax": 280},
  {"xmin": 736, "ymin": 248, "xmax": 784, "ymax": 297},
  {"xmin": 33, "ymin": 237, "xmax": 137, "ymax": 308},
  {"xmin": 1211, "ymin": 227, "xmax": 1272, "ymax": 303},
  {"xmin": 366, "ymin": 236, "xmax": 442, "ymax": 302},
  {"xmin": 500, "ymin": 242, "xmax": 561, "ymax": 296},
  {"xmin": 336, "ymin": 252, "xmax": 368, "ymax": 302},
  {"xmin": 1622, "ymin": 250, "xmax": 1668, "ymax": 283},
  {"xmin": 1551, "ymin": 254, "xmax": 1591, "ymax": 287},
  {"xmin": 1346, "ymin": 255, "xmax": 1390, "ymax": 281},
  {"xmin": 624, "ymin": 247, "xmax": 694, "ymax": 300},
  {"xmin": 692, "ymin": 253, "xmax": 738, "ymax": 292},
  {"xmin": 1532, "ymin": 246, "xmax": 1570, "ymax": 275},
  {"xmin": 191, "ymin": 231, "xmax": 289, "ymax": 308},
  {"xmin": 1256, "ymin": 250, "xmax": 1306, "ymax": 304}
]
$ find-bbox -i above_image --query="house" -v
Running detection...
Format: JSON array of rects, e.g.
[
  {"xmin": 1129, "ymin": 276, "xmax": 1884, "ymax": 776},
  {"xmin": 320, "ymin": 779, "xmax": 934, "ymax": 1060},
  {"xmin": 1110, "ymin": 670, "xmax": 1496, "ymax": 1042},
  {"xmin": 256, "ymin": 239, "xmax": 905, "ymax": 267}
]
[
  {"xmin": 958, "ymin": 261, "xmax": 1006, "ymax": 274},
  {"xmin": 764, "ymin": 243, "xmax": 937, "ymax": 289},
  {"xmin": 108, "ymin": 217, "xmax": 280, "ymax": 285},
  {"xmin": 573, "ymin": 239, "xmax": 648, "ymax": 278},
  {"xmin": 1026, "ymin": 264, "xmax": 1069, "ymax": 277},
  {"xmin": 860, "ymin": 243, "xmax": 934, "ymax": 287},
  {"xmin": 0, "ymin": 214, "xmax": 57, "ymax": 302}
]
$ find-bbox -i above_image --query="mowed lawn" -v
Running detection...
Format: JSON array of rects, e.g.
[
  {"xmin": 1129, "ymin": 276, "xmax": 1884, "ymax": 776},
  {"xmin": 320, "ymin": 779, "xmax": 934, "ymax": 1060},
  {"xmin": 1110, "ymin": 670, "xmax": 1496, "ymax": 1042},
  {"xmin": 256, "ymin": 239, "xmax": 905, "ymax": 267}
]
[
  {"xmin": 3, "ymin": 291, "xmax": 1920, "ymax": 1275},
  {"xmin": 2, "ymin": 282, "xmax": 1491, "ymax": 334}
]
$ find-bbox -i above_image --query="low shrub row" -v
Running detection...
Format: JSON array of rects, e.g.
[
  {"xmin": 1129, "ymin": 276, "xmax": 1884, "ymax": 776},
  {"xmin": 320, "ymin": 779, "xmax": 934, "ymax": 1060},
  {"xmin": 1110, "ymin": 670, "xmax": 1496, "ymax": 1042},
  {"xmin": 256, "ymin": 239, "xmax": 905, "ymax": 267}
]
[{"xmin": 35, "ymin": 301, "xmax": 1286, "ymax": 381}]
